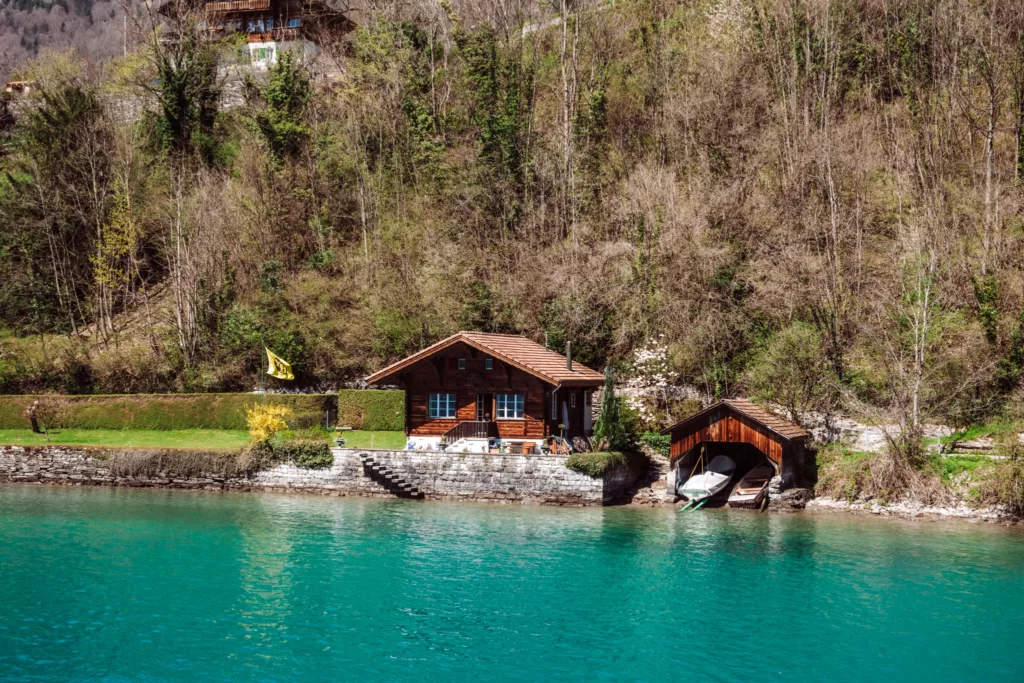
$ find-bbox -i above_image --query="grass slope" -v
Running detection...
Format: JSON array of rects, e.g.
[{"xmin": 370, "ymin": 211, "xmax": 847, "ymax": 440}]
[
  {"xmin": 337, "ymin": 431, "xmax": 406, "ymax": 450},
  {"xmin": 0, "ymin": 429, "xmax": 250, "ymax": 451},
  {"xmin": 0, "ymin": 429, "xmax": 408, "ymax": 452}
]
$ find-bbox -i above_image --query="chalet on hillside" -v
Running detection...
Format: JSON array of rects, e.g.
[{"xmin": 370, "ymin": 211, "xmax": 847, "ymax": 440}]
[
  {"xmin": 365, "ymin": 332, "xmax": 605, "ymax": 453},
  {"xmin": 158, "ymin": 0, "xmax": 354, "ymax": 67},
  {"xmin": 662, "ymin": 399, "xmax": 811, "ymax": 492}
]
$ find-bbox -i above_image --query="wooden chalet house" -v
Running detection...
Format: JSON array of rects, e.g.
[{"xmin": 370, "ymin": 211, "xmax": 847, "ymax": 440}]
[
  {"xmin": 158, "ymin": 0, "xmax": 353, "ymax": 67},
  {"xmin": 365, "ymin": 332, "xmax": 605, "ymax": 453}
]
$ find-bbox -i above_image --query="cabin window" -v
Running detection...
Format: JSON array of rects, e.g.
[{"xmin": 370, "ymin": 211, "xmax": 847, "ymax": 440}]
[
  {"xmin": 570, "ymin": 392, "xmax": 577, "ymax": 408},
  {"xmin": 265, "ymin": 18, "xmax": 274, "ymax": 29},
  {"xmin": 458, "ymin": 358, "xmax": 467, "ymax": 370},
  {"xmin": 485, "ymin": 358, "xmax": 493, "ymax": 370},
  {"xmin": 287, "ymin": 17, "xmax": 301, "ymax": 28},
  {"xmin": 496, "ymin": 393, "xmax": 525, "ymax": 419},
  {"xmin": 428, "ymin": 393, "xmax": 457, "ymax": 419},
  {"xmin": 551, "ymin": 392, "xmax": 557, "ymax": 419}
]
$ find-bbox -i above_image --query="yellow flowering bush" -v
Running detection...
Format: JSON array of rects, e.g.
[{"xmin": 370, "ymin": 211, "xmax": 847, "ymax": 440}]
[{"xmin": 245, "ymin": 403, "xmax": 292, "ymax": 442}]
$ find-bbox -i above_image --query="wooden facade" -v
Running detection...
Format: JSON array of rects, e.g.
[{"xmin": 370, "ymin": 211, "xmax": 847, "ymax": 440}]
[
  {"xmin": 668, "ymin": 409, "xmax": 788, "ymax": 464},
  {"xmin": 366, "ymin": 333, "xmax": 604, "ymax": 443},
  {"xmin": 664, "ymin": 399, "xmax": 810, "ymax": 481},
  {"xmin": 159, "ymin": 0, "xmax": 353, "ymax": 43}
]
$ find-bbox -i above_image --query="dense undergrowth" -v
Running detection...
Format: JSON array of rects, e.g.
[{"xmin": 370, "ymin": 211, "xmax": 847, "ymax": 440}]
[{"xmin": 815, "ymin": 432, "xmax": 1024, "ymax": 514}]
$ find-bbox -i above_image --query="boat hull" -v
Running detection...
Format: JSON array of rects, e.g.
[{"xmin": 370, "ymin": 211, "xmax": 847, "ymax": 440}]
[
  {"xmin": 678, "ymin": 471, "xmax": 733, "ymax": 502},
  {"xmin": 727, "ymin": 463, "xmax": 774, "ymax": 508}
]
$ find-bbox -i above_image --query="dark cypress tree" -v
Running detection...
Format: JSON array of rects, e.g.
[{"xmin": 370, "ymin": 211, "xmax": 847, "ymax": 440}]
[{"xmin": 593, "ymin": 367, "xmax": 628, "ymax": 451}]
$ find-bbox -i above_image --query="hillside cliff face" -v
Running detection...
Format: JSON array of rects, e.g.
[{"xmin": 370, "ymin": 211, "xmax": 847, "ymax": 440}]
[{"xmin": 0, "ymin": 0, "xmax": 1023, "ymax": 438}]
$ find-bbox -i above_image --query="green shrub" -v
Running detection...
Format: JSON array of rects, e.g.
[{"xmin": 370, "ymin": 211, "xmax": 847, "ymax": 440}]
[
  {"xmin": 639, "ymin": 431, "xmax": 671, "ymax": 456},
  {"xmin": 250, "ymin": 436, "xmax": 335, "ymax": 469},
  {"xmin": 565, "ymin": 451, "xmax": 641, "ymax": 478},
  {"xmin": 0, "ymin": 394, "xmax": 333, "ymax": 430},
  {"xmin": 337, "ymin": 389, "xmax": 404, "ymax": 431}
]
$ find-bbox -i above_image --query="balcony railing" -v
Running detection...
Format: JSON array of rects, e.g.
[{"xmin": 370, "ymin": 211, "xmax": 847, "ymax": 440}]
[
  {"xmin": 441, "ymin": 421, "xmax": 498, "ymax": 445},
  {"xmin": 204, "ymin": 0, "xmax": 270, "ymax": 12},
  {"xmin": 247, "ymin": 27, "xmax": 302, "ymax": 42}
]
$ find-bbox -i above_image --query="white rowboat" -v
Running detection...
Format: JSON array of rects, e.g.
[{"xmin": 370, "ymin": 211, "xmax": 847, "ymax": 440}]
[{"xmin": 678, "ymin": 454, "xmax": 736, "ymax": 502}]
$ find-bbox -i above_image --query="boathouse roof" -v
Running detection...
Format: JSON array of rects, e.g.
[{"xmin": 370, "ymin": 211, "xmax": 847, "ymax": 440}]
[
  {"xmin": 365, "ymin": 332, "xmax": 605, "ymax": 387},
  {"xmin": 661, "ymin": 399, "xmax": 810, "ymax": 441}
]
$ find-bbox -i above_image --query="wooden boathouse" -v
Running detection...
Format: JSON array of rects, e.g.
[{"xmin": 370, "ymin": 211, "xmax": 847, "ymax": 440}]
[
  {"xmin": 662, "ymin": 399, "xmax": 811, "ymax": 489},
  {"xmin": 365, "ymin": 332, "xmax": 605, "ymax": 452}
]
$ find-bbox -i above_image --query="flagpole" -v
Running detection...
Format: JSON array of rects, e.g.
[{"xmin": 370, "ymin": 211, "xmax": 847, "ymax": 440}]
[{"xmin": 261, "ymin": 339, "xmax": 266, "ymax": 402}]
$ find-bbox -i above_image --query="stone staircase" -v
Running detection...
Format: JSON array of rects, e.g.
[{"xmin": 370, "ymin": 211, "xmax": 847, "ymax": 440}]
[{"xmin": 358, "ymin": 453, "xmax": 424, "ymax": 499}]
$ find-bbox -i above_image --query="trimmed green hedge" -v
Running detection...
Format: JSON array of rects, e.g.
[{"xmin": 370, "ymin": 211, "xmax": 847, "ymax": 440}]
[
  {"xmin": 0, "ymin": 394, "xmax": 333, "ymax": 431},
  {"xmin": 337, "ymin": 389, "xmax": 404, "ymax": 431}
]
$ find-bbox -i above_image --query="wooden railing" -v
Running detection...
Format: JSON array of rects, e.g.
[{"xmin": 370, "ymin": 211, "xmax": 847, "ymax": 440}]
[
  {"xmin": 247, "ymin": 27, "xmax": 302, "ymax": 42},
  {"xmin": 441, "ymin": 421, "xmax": 497, "ymax": 445},
  {"xmin": 204, "ymin": 0, "xmax": 270, "ymax": 12}
]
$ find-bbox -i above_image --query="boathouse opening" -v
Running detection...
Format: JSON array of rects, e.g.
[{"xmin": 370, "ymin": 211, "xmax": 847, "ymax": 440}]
[{"xmin": 661, "ymin": 399, "xmax": 811, "ymax": 504}]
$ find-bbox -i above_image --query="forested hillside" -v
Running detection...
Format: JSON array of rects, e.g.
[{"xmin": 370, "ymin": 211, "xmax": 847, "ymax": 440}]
[
  {"xmin": 0, "ymin": 0, "xmax": 129, "ymax": 74},
  {"xmin": 1, "ymin": 0, "xmax": 1024, "ymax": 443}
]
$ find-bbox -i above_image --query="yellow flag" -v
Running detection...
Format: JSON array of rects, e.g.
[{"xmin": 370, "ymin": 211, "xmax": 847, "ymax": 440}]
[{"xmin": 265, "ymin": 348, "xmax": 294, "ymax": 380}]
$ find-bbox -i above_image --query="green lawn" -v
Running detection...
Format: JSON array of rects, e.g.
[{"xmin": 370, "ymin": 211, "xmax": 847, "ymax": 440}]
[
  {"xmin": 0, "ymin": 429, "xmax": 250, "ymax": 451},
  {"xmin": 0, "ymin": 428, "xmax": 408, "ymax": 452},
  {"xmin": 336, "ymin": 430, "xmax": 406, "ymax": 450}
]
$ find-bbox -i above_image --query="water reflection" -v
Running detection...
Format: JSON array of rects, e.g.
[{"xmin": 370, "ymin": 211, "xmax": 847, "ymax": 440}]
[
  {"xmin": 1, "ymin": 488, "xmax": 1023, "ymax": 682},
  {"xmin": 231, "ymin": 502, "xmax": 296, "ymax": 671}
]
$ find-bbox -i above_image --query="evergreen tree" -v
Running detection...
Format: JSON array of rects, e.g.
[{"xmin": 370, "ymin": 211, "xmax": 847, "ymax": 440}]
[
  {"xmin": 254, "ymin": 51, "xmax": 311, "ymax": 160},
  {"xmin": 593, "ymin": 367, "xmax": 628, "ymax": 451}
]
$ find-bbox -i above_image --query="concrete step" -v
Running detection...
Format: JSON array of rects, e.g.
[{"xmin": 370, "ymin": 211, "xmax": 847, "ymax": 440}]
[{"xmin": 356, "ymin": 454, "xmax": 424, "ymax": 500}]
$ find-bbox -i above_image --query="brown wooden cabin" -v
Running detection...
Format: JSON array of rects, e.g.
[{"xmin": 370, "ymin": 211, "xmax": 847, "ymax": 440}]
[
  {"xmin": 365, "ymin": 332, "xmax": 605, "ymax": 451},
  {"xmin": 158, "ymin": 0, "xmax": 354, "ymax": 65},
  {"xmin": 662, "ymin": 399, "xmax": 811, "ymax": 492}
]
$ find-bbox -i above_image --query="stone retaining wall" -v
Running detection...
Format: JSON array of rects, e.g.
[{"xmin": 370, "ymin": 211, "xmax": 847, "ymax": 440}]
[{"xmin": 0, "ymin": 446, "xmax": 637, "ymax": 506}]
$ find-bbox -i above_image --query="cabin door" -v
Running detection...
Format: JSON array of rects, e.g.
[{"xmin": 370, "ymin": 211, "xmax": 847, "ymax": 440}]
[
  {"xmin": 583, "ymin": 390, "xmax": 593, "ymax": 433},
  {"xmin": 476, "ymin": 393, "xmax": 493, "ymax": 422}
]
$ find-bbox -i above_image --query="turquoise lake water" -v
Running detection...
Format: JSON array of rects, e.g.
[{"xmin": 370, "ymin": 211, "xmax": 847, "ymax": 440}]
[{"xmin": 1, "ymin": 488, "xmax": 1022, "ymax": 682}]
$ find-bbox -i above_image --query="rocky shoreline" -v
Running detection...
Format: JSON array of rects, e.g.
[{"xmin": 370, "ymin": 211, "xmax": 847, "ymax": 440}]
[
  {"xmin": 625, "ymin": 448, "xmax": 1021, "ymax": 524},
  {"xmin": 631, "ymin": 492, "xmax": 1020, "ymax": 525},
  {"xmin": 805, "ymin": 496, "xmax": 1020, "ymax": 524}
]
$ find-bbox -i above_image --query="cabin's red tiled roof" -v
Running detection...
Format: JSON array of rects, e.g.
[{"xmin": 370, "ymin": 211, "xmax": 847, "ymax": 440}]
[
  {"xmin": 662, "ymin": 398, "xmax": 810, "ymax": 440},
  {"xmin": 365, "ymin": 332, "xmax": 605, "ymax": 386}
]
